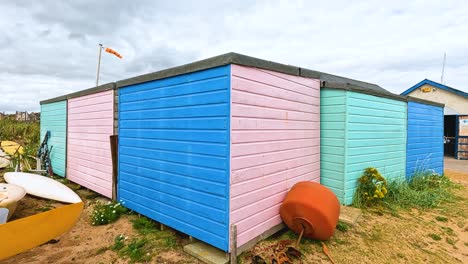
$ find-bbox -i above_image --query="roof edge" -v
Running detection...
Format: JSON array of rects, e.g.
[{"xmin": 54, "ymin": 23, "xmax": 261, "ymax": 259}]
[
  {"xmin": 407, "ymin": 96, "xmax": 445, "ymax": 108},
  {"xmin": 40, "ymin": 82, "xmax": 116, "ymax": 105},
  {"xmin": 321, "ymin": 81, "xmax": 407, "ymax": 102},
  {"xmin": 40, "ymin": 52, "xmax": 391, "ymax": 104},
  {"xmin": 401, "ymin": 78, "xmax": 468, "ymax": 98},
  {"xmin": 116, "ymin": 52, "xmax": 300, "ymax": 88}
]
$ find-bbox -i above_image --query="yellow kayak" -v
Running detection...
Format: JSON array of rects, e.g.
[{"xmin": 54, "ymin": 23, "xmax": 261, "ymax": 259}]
[
  {"xmin": 0, "ymin": 141, "xmax": 24, "ymax": 156},
  {"xmin": 0, "ymin": 202, "xmax": 84, "ymax": 260}
]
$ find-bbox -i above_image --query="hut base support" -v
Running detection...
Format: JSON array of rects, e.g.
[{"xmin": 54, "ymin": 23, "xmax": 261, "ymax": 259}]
[
  {"xmin": 184, "ymin": 223, "xmax": 285, "ymax": 264},
  {"xmin": 184, "ymin": 241, "xmax": 229, "ymax": 264}
]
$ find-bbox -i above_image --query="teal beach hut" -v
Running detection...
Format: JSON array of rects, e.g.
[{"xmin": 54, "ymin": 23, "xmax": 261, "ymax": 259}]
[
  {"xmin": 319, "ymin": 82, "xmax": 407, "ymax": 205},
  {"xmin": 39, "ymin": 100, "xmax": 67, "ymax": 177}
]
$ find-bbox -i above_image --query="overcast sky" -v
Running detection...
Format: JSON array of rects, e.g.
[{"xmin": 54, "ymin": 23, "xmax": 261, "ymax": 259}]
[{"xmin": 1, "ymin": 0, "xmax": 467, "ymax": 113}]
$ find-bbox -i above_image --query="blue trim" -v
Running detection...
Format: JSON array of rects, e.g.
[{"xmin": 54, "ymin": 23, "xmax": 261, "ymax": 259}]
[{"xmin": 401, "ymin": 79, "xmax": 468, "ymax": 98}]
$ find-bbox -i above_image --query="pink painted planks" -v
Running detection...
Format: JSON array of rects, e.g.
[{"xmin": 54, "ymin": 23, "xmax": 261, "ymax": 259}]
[
  {"xmin": 67, "ymin": 90, "xmax": 114, "ymax": 198},
  {"xmin": 230, "ymin": 65, "xmax": 320, "ymax": 247}
]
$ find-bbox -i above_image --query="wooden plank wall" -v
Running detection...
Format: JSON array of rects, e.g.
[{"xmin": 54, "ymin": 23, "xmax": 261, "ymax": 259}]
[
  {"xmin": 118, "ymin": 66, "xmax": 231, "ymax": 251},
  {"xmin": 40, "ymin": 100, "xmax": 67, "ymax": 177},
  {"xmin": 406, "ymin": 101, "xmax": 444, "ymax": 177},
  {"xmin": 67, "ymin": 90, "xmax": 114, "ymax": 198},
  {"xmin": 230, "ymin": 64, "xmax": 320, "ymax": 248},
  {"xmin": 320, "ymin": 89, "xmax": 347, "ymax": 203},
  {"xmin": 344, "ymin": 91, "xmax": 407, "ymax": 204}
]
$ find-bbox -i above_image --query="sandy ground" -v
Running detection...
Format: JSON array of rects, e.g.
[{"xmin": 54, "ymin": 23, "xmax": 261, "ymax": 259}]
[
  {"xmin": 239, "ymin": 168, "xmax": 468, "ymax": 264},
  {"xmin": 0, "ymin": 178, "xmax": 200, "ymax": 264},
  {"xmin": 1, "ymin": 164, "xmax": 467, "ymax": 264},
  {"xmin": 444, "ymin": 157, "xmax": 468, "ymax": 172}
]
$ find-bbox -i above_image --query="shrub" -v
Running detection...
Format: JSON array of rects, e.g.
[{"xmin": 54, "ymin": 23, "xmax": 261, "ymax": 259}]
[
  {"xmin": 90, "ymin": 201, "xmax": 129, "ymax": 225},
  {"xmin": 353, "ymin": 167, "xmax": 388, "ymax": 207}
]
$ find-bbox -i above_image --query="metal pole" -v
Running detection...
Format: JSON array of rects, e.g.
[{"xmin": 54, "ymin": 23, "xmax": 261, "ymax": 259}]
[
  {"xmin": 96, "ymin": 43, "xmax": 103, "ymax": 87},
  {"xmin": 441, "ymin": 52, "xmax": 446, "ymax": 84}
]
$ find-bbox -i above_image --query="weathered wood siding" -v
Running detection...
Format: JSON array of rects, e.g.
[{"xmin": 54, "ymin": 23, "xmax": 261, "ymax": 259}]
[
  {"xmin": 230, "ymin": 64, "xmax": 320, "ymax": 248},
  {"xmin": 67, "ymin": 90, "xmax": 114, "ymax": 198},
  {"xmin": 40, "ymin": 101, "xmax": 67, "ymax": 177}
]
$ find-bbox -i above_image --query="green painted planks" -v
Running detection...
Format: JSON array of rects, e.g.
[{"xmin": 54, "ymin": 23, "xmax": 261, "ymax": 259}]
[
  {"xmin": 343, "ymin": 92, "xmax": 406, "ymax": 204},
  {"xmin": 320, "ymin": 89, "xmax": 347, "ymax": 203},
  {"xmin": 40, "ymin": 101, "xmax": 67, "ymax": 177},
  {"xmin": 321, "ymin": 89, "xmax": 407, "ymax": 205}
]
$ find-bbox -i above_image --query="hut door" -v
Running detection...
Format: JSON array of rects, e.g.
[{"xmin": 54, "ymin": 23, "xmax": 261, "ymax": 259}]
[{"xmin": 457, "ymin": 115, "xmax": 468, "ymax": 159}]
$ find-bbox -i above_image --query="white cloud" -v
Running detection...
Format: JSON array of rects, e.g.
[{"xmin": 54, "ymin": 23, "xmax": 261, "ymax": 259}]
[{"xmin": 0, "ymin": 0, "xmax": 467, "ymax": 113}]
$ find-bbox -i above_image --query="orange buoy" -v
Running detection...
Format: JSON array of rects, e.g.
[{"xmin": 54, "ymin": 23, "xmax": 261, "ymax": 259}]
[{"xmin": 280, "ymin": 181, "xmax": 340, "ymax": 240}]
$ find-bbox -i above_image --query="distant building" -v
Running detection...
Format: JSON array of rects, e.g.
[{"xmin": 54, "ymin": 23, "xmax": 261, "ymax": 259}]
[
  {"xmin": 401, "ymin": 79, "xmax": 468, "ymax": 159},
  {"xmin": 15, "ymin": 111, "xmax": 28, "ymax": 121},
  {"xmin": 28, "ymin": 112, "xmax": 40, "ymax": 121},
  {"xmin": 0, "ymin": 112, "xmax": 14, "ymax": 120}
]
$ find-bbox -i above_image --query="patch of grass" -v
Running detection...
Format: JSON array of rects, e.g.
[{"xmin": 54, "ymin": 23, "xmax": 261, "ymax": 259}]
[
  {"xmin": 85, "ymin": 193, "xmax": 101, "ymax": 200},
  {"xmin": 163, "ymin": 236, "xmax": 177, "ymax": 249},
  {"xmin": 367, "ymin": 227, "xmax": 384, "ymax": 241},
  {"xmin": 382, "ymin": 173, "xmax": 457, "ymax": 210},
  {"xmin": 0, "ymin": 119, "xmax": 40, "ymax": 154},
  {"xmin": 36, "ymin": 206, "xmax": 52, "ymax": 212},
  {"xmin": 111, "ymin": 234, "xmax": 126, "ymax": 251},
  {"xmin": 440, "ymin": 226, "xmax": 456, "ymax": 236},
  {"xmin": 298, "ymin": 238, "xmax": 320, "ymax": 254},
  {"xmin": 464, "ymin": 242, "xmax": 468, "ymax": 247},
  {"xmin": 90, "ymin": 201, "xmax": 129, "ymax": 226},
  {"xmin": 353, "ymin": 169, "xmax": 459, "ymax": 211},
  {"xmin": 336, "ymin": 222, "xmax": 349, "ymax": 232},
  {"xmin": 332, "ymin": 237, "xmax": 348, "ymax": 245},
  {"xmin": 435, "ymin": 216, "xmax": 448, "ymax": 222},
  {"xmin": 132, "ymin": 216, "xmax": 157, "ymax": 235},
  {"xmin": 428, "ymin": 233, "xmax": 442, "ymax": 241},
  {"xmin": 56, "ymin": 178, "xmax": 69, "ymax": 184},
  {"xmin": 445, "ymin": 237, "xmax": 457, "ymax": 246},
  {"xmin": 96, "ymin": 247, "xmax": 108, "ymax": 255},
  {"xmin": 120, "ymin": 238, "xmax": 151, "ymax": 263}
]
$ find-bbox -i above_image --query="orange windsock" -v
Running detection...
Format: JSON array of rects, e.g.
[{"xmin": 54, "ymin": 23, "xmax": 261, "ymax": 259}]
[{"xmin": 105, "ymin": 47, "xmax": 123, "ymax": 59}]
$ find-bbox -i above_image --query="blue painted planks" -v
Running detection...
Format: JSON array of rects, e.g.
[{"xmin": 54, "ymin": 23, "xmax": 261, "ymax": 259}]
[
  {"xmin": 118, "ymin": 65, "xmax": 230, "ymax": 251},
  {"xmin": 40, "ymin": 101, "xmax": 67, "ymax": 177},
  {"xmin": 406, "ymin": 101, "xmax": 444, "ymax": 178}
]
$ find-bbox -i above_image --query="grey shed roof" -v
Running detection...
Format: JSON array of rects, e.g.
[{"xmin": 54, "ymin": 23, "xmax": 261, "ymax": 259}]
[
  {"xmin": 117, "ymin": 52, "xmax": 391, "ymax": 94},
  {"xmin": 41, "ymin": 52, "xmax": 420, "ymax": 105},
  {"xmin": 40, "ymin": 82, "xmax": 116, "ymax": 105}
]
